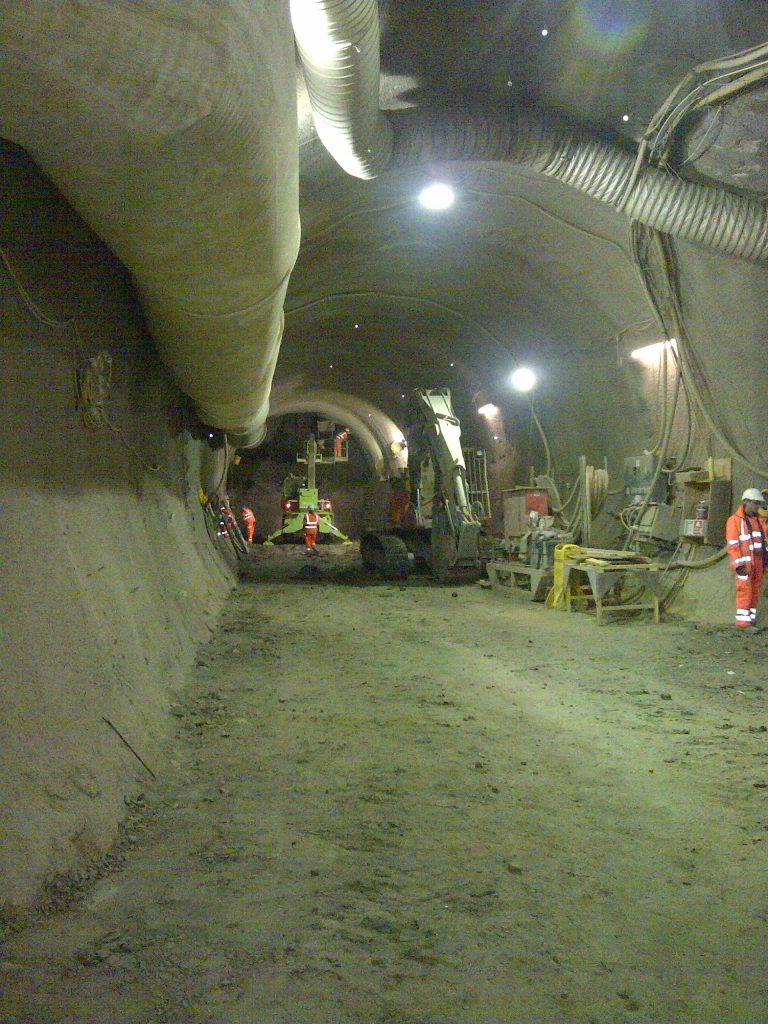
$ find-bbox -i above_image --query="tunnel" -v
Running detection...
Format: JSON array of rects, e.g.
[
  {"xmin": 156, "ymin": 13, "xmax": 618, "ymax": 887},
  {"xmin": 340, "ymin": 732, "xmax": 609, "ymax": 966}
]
[{"xmin": 1, "ymin": 3, "xmax": 768, "ymax": 1021}]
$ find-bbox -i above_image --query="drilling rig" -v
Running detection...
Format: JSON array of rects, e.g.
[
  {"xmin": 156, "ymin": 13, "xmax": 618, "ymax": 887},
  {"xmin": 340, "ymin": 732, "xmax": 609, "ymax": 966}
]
[{"xmin": 263, "ymin": 434, "xmax": 350, "ymax": 545}]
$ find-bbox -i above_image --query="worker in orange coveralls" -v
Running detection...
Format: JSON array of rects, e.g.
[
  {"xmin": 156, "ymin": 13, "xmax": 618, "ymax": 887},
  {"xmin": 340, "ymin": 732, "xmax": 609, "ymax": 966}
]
[
  {"xmin": 389, "ymin": 473, "xmax": 411, "ymax": 527},
  {"xmin": 334, "ymin": 428, "xmax": 350, "ymax": 458},
  {"xmin": 726, "ymin": 488, "xmax": 767, "ymax": 632},
  {"xmin": 241, "ymin": 505, "xmax": 256, "ymax": 543},
  {"xmin": 302, "ymin": 504, "xmax": 320, "ymax": 555}
]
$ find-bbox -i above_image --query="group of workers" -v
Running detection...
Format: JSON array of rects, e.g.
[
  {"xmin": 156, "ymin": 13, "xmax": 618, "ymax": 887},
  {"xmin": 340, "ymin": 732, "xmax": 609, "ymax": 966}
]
[{"xmin": 237, "ymin": 503, "xmax": 319, "ymax": 554}]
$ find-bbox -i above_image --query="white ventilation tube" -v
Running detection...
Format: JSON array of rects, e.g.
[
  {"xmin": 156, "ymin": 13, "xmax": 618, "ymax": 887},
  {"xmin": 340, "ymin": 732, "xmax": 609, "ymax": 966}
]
[
  {"xmin": 290, "ymin": 0, "xmax": 393, "ymax": 178},
  {"xmin": 294, "ymin": 1, "xmax": 768, "ymax": 261},
  {"xmin": 0, "ymin": 1, "xmax": 301, "ymax": 447},
  {"xmin": 389, "ymin": 111, "xmax": 768, "ymax": 262}
]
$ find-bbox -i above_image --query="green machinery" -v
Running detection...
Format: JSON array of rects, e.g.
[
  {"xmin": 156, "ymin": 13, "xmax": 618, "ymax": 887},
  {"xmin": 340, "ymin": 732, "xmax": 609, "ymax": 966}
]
[{"xmin": 263, "ymin": 435, "xmax": 351, "ymax": 545}]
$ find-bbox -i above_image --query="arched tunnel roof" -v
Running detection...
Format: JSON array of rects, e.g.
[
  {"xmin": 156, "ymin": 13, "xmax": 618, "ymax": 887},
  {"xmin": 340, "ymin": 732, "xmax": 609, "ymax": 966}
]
[
  {"xmin": 284, "ymin": 1, "xmax": 768, "ymax": 472},
  {"xmin": 2, "ymin": 0, "xmax": 767, "ymax": 467},
  {"xmin": 268, "ymin": 385, "xmax": 406, "ymax": 478}
]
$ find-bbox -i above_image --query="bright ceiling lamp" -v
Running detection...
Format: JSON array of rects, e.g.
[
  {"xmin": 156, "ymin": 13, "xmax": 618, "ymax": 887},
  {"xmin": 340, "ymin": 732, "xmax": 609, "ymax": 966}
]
[
  {"xmin": 418, "ymin": 182, "xmax": 455, "ymax": 210},
  {"xmin": 510, "ymin": 367, "xmax": 537, "ymax": 392},
  {"xmin": 477, "ymin": 403, "xmax": 499, "ymax": 417},
  {"xmin": 630, "ymin": 338, "xmax": 677, "ymax": 365}
]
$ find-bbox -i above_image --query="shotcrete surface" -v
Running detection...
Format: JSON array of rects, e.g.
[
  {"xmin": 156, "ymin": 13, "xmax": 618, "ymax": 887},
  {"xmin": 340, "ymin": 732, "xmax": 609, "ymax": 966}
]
[{"xmin": 2, "ymin": 546, "xmax": 766, "ymax": 1023}]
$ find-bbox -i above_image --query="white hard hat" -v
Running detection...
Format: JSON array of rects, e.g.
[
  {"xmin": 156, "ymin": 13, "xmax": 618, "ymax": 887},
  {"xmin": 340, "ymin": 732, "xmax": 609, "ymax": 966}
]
[
  {"xmin": 741, "ymin": 488, "xmax": 764, "ymax": 503},
  {"xmin": 307, "ymin": 504, "xmax": 315, "ymax": 511}
]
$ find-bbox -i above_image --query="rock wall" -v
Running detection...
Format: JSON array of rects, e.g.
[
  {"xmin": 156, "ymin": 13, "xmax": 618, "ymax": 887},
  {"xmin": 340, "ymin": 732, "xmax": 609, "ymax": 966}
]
[{"xmin": 0, "ymin": 144, "xmax": 232, "ymax": 909}]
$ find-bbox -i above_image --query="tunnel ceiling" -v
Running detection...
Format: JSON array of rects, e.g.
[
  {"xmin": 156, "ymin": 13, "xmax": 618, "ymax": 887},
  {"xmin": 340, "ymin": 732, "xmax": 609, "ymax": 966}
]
[{"xmin": 282, "ymin": 0, "xmax": 768, "ymax": 428}]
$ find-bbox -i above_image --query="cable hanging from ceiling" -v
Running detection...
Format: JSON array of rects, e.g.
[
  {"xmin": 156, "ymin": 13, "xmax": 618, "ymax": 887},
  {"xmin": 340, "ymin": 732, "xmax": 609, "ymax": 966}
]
[
  {"xmin": 619, "ymin": 40, "xmax": 768, "ymax": 481},
  {"xmin": 621, "ymin": 39, "xmax": 768, "ymax": 195}
]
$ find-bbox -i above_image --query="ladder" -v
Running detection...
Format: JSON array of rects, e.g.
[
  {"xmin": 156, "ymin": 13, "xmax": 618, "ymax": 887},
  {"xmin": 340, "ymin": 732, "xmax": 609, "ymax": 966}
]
[{"xmin": 462, "ymin": 448, "xmax": 491, "ymax": 519}]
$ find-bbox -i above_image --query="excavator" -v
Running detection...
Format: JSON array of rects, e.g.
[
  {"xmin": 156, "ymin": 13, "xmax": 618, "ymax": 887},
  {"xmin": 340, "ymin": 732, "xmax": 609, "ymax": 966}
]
[{"xmin": 361, "ymin": 388, "xmax": 483, "ymax": 582}]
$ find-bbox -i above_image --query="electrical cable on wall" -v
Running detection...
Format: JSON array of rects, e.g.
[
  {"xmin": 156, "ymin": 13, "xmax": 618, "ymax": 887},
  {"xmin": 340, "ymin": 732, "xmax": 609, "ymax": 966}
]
[
  {"xmin": 622, "ymin": 42, "xmax": 768, "ymax": 479},
  {"xmin": 1, "ymin": 242, "xmax": 167, "ymax": 479},
  {"xmin": 618, "ymin": 40, "xmax": 768, "ymax": 208},
  {"xmin": 633, "ymin": 223, "xmax": 766, "ymax": 478}
]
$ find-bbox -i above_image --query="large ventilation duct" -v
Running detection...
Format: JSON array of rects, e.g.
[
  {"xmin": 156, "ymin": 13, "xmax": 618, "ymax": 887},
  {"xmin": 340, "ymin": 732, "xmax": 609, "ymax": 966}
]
[
  {"xmin": 293, "ymin": 1, "xmax": 768, "ymax": 262},
  {"xmin": 388, "ymin": 111, "xmax": 768, "ymax": 262},
  {"xmin": 0, "ymin": 2, "xmax": 301, "ymax": 447},
  {"xmin": 290, "ymin": 0, "xmax": 393, "ymax": 178}
]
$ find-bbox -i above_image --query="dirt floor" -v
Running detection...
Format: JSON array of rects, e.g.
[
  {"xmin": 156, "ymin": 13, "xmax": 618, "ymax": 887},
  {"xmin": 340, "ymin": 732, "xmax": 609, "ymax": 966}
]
[{"xmin": 2, "ymin": 544, "xmax": 767, "ymax": 1024}]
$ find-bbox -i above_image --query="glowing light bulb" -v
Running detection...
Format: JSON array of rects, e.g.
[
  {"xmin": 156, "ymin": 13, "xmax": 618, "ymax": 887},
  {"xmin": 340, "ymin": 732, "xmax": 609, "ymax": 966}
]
[
  {"xmin": 510, "ymin": 367, "xmax": 537, "ymax": 392},
  {"xmin": 418, "ymin": 183, "xmax": 455, "ymax": 210},
  {"xmin": 630, "ymin": 339, "xmax": 677, "ymax": 365}
]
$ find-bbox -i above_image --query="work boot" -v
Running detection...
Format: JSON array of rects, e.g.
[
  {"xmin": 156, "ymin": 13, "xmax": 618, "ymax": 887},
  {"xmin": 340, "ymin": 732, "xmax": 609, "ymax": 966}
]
[{"xmin": 741, "ymin": 624, "xmax": 762, "ymax": 634}]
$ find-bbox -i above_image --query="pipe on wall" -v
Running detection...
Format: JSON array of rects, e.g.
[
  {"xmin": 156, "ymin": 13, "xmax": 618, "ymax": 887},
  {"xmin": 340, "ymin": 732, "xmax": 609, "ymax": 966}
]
[
  {"xmin": 0, "ymin": 1, "xmax": 301, "ymax": 447},
  {"xmin": 293, "ymin": 0, "xmax": 768, "ymax": 262}
]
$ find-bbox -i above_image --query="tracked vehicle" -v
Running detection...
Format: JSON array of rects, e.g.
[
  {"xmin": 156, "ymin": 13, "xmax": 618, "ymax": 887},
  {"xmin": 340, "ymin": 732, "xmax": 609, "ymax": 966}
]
[{"xmin": 361, "ymin": 388, "xmax": 482, "ymax": 582}]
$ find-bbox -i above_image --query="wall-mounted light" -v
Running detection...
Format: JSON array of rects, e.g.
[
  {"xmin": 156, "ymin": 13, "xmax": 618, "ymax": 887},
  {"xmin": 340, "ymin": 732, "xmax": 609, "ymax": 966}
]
[
  {"xmin": 630, "ymin": 338, "xmax": 676, "ymax": 366},
  {"xmin": 510, "ymin": 367, "xmax": 537, "ymax": 392},
  {"xmin": 418, "ymin": 183, "xmax": 455, "ymax": 210}
]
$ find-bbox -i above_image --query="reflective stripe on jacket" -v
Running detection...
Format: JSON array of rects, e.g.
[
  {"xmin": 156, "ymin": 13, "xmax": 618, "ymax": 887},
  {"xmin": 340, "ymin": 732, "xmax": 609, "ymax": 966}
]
[
  {"xmin": 726, "ymin": 506, "xmax": 767, "ymax": 572},
  {"xmin": 303, "ymin": 513, "xmax": 319, "ymax": 529}
]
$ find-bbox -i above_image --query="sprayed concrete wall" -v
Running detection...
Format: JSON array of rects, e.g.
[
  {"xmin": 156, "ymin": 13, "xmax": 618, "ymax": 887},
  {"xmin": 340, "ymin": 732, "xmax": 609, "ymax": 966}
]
[{"xmin": 0, "ymin": 145, "xmax": 232, "ymax": 910}]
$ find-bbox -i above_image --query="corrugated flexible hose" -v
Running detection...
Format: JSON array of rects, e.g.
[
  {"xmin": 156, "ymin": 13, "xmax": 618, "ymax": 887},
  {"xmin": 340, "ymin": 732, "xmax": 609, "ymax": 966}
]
[
  {"xmin": 293, "ymin": 1, "xmax": 768, "ymax": 261},
  {"xmin": 387, "ymin": 110, "xmax": 768, "ymax": 262}
]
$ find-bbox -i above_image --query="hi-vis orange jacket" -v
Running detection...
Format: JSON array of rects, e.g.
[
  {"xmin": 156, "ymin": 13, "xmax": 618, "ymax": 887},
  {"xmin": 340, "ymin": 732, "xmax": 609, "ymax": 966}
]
[
  {"xmin": 726, "ymin": 505, "xmax": 767, "ymax": 574},
  {"xmin": 303, "ymin": 512, "xmax": 319, "ymax": 530}
]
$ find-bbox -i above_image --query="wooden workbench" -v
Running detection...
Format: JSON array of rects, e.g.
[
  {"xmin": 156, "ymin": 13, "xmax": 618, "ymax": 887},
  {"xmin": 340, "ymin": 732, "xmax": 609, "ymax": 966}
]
[
  {"xmin": 562, "ymin": 553, "xmax": 664, "ymax": 624},
  {"xmin": 487, "ymin": 560, "xmax": 553, "ymax": 602}
]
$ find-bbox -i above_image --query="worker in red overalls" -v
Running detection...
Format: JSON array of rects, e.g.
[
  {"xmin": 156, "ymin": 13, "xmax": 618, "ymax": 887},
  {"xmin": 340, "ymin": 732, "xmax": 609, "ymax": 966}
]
[
  {"xmin": 302, "ymin": 504, "xmax": 320, "ymax": 555},
  {"xmin": 217, "ymin": 502, "xmax": 235, "ymax": 537},
  {"xmin": 726, "ymin": 488, "xmax": 767, "ymax": 632},
  {"xmin": 334, "ymin": 428, "xmax": 350, "ymax": 459},
  {"xmin": 389, "ymin": 473, "xmax": 411, "ymax": 526},
  {"xmin": 241, "ymin": 505, "xmax": 256, "ymax": 543}
]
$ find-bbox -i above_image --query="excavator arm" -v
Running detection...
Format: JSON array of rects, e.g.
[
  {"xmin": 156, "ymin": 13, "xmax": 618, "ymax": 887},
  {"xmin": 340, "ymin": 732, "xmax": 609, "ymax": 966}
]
[
  {"xmin": 405, "ymin": 388, "xmax": 482, "ymax": 579},
  {"xmin": 361, "ymin": 388, "xmax": 482, "ymax": 581}
]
